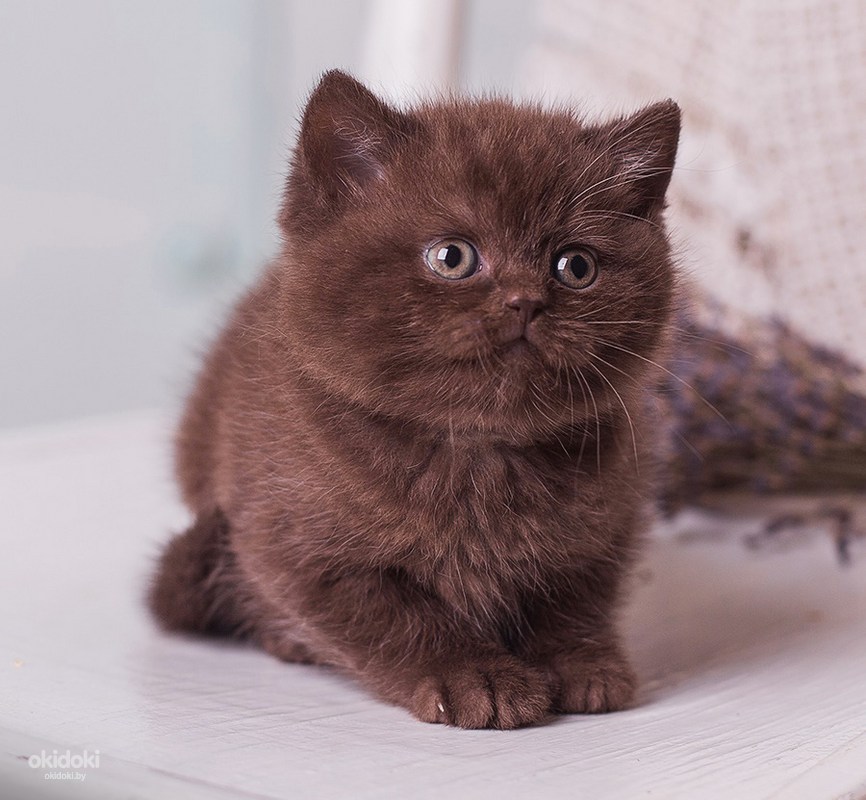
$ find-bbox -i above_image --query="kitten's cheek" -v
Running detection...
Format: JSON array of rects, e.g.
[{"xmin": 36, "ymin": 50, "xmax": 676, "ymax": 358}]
[{"xmin": 439, "ymin": 320, "xmax": 488, "ymax": 358}]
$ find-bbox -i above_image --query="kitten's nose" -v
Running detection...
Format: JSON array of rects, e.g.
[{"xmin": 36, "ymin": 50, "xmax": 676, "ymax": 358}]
[{"xmin": 506, "ymin": 296, "xmax": 544, "ymax": 328}]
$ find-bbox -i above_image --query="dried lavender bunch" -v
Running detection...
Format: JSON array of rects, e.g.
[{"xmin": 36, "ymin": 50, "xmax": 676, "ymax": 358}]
[{"xmin": 657, "ymin": 297, "xmax": 866, "ymax": 514}]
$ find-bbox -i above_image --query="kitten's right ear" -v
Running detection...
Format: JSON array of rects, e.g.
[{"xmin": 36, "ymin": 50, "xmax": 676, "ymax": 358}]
[
  {"xmin": 282, "ymin": 70, "xmax": 415, "ymax": 229},
  {"xmin": 596, "ymin": 100, "xmax": 681, "ymax": 218}
]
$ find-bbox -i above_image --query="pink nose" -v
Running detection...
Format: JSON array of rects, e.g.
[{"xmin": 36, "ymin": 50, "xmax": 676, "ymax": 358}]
[{"xmin": 506, "ymin": 296, "xmax": 544, "ymax": 328}]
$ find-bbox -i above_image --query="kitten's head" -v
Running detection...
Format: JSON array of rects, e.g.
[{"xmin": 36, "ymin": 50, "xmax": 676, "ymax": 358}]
[{"xmin": 278, "ymin": 71, "xmax": 680, "ymax": 441}]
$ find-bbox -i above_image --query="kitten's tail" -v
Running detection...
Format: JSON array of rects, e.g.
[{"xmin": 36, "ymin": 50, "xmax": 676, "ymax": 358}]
[
  {"xmin": 147, "ymin": 508, "xmax": 253, "ymax": 637},
  {"xmin": 658, "ymin": 306, "xmax": 866, "ymax": 512}
]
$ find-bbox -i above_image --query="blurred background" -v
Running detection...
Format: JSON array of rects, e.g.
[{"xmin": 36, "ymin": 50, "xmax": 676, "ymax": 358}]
[{"xmin": 2, "ymin": 0, "xmax": 865, "ymax": 430}]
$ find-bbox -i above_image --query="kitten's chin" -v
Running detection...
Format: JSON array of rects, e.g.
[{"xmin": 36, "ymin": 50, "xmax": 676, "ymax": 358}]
[{"xmin": 499, "ymin": 337, "xmax": 535, "ymax": 358}]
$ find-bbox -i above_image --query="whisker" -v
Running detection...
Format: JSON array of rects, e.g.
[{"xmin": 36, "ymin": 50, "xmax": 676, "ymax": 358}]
[
  {"xmin": 574, "ymin": 368, "xmax": 602, "ymax": 475},
  {"xmin": 570, "ymin": 209, "xmax": 663, "ymax": 231},
  {"xmin": 578, "ymin": 319, "xmax": 756, "ymax": 357},
  {"xmin": 586, "ymin": 360, "xmax": 640, "ymax": 473},
  {"xmin": 593, "ymin": 338, "xmax": 733, "ymax": 430}
]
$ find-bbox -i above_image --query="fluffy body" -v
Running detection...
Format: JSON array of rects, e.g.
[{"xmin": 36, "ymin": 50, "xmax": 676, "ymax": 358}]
[{"xmin": 149, "ymin": 71, "xmax": 681, "ymax": 729}]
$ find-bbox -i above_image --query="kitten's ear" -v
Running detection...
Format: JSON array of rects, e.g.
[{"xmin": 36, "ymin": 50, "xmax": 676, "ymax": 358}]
[
  {"xmin": 598, "ymin": 100, "xmax": 681, "ymax": 217},
  {"xmin": 282, "ymin": 70, "xmax": 415, "ymax": 228}
]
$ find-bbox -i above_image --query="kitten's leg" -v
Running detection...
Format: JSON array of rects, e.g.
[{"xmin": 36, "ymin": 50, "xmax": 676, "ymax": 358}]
[
  {"xmin": 148, "ymin": 508, "xmax": 253, "ymax": 638},
  {"xmin": 257, "ymin": 628, "xmax": 321, "ymax": 664},
  {"xmin": 282, "ymin": 568, "xmax": 550, "ymax": 729},
  {"xmin": 520, "ymin": 567, "xmax": 637, "ymax": 714}
]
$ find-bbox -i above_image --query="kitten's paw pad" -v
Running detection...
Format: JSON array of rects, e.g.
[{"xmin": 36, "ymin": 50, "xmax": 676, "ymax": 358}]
[
  {"xmin": 411, "ymin": 657, "xmax": 550, "ymax": 729},
  {"xmin": 550, "ymin": 656, "xmax": 636, "ymax": 714}
]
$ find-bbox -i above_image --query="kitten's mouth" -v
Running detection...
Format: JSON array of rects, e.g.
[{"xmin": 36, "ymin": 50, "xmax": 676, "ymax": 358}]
[{"xmin": 500, "ymin": 333, "xmax": 537, "ymax": 356}]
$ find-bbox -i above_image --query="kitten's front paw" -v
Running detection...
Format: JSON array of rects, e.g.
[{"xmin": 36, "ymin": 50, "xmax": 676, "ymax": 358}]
[
  {"xmin": 546, "ymin": 652, "xmax": 637, "ymax": 714},
  {"xmin": 410, "ymin": 655, "xmax": 550, "ymax": 729}
]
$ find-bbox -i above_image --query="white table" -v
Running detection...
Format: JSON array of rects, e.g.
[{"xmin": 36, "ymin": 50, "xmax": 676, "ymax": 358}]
[{"xmin": 2, "ymin": 412, "xmax": 865, "ymax": 799}]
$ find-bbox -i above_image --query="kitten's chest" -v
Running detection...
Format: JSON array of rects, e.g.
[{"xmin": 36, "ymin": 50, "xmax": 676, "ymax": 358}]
[
  {"xmin": 385, "ymin": 440, "xmax": 618, "ymax": 628},
  {"xmin": 387, "ymin": 439, "xmax": 606, "ymax": 570}
]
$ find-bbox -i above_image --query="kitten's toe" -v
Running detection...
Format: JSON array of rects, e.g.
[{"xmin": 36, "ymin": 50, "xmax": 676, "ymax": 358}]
[
  {"xmin": 410, "ymin": 655, "xmax": 550, "ymax": 729},
  {"xmin": 547, "ymin": 652, "xmax": 637, "ymax": 714}
]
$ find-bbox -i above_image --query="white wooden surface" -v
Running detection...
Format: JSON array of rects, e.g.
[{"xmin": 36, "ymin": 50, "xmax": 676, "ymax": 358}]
[{"xmin": 1, "ymin": 412, "xmax": 865, "ymax": 799}]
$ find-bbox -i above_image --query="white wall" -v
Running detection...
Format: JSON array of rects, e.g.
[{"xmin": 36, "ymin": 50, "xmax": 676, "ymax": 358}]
[{"xmin": 0, "ymin": 0, "xmax": 533, "ymax": 430}]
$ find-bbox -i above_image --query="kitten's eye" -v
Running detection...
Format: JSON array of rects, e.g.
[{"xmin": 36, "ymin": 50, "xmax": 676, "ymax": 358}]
[
  {"xmin": 425, "ymin": 238, "xmax": 479, "ymax": 280},
  {"xmin": 553, "ymin": 246, "xmax": 598, "ymax": 289}
]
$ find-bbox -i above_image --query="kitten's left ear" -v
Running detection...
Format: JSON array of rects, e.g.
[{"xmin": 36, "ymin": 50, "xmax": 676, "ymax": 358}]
[{"xmin": 600, "ymin": 100, "xmax": 681, "ymax": 217}]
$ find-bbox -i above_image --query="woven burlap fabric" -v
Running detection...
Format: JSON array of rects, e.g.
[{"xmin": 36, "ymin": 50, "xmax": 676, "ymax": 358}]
[{"xmin": 521, "ymin": 0, "xmax": 866, "ymax": 388}]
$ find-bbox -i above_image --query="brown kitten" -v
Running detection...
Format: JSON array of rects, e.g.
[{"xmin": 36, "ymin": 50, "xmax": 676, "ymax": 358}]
[{"xmin": 148, "ymin": 70, "xmax": 680, "ymax": 729}]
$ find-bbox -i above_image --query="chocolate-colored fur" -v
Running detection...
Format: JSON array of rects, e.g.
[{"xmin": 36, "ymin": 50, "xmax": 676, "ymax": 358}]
[{"xmin": 149, "ymin": 71, "xmax": 680, "ymax": 728}]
